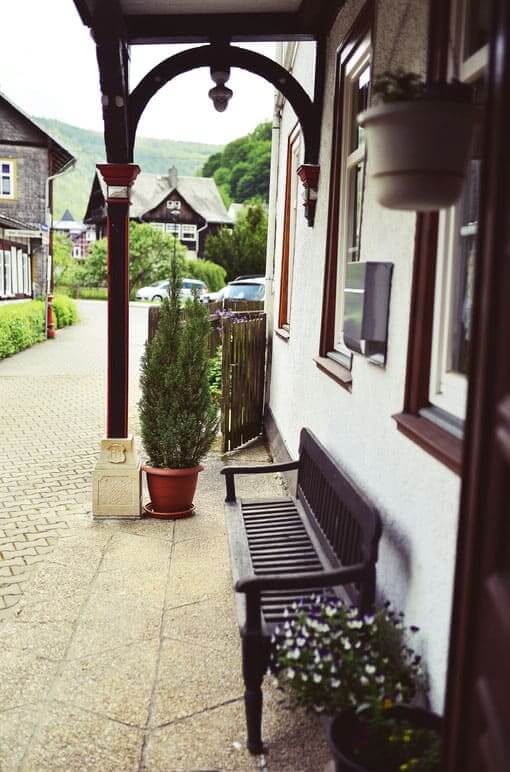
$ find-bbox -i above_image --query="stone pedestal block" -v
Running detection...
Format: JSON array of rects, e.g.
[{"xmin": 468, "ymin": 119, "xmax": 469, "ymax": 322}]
[{"xmin": 92, "ymin": 435, "xmax": 141, "ymax": 519}]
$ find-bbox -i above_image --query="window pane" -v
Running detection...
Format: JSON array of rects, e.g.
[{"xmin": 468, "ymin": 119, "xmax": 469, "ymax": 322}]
[
  {"xmin": 1, "ymin": 164, "xmax": 10, "ymax": 174},
  {"xmin": 347, "ymin": 161, "xmax": 364, "ymax": 261},
  {"xmin": 350, "ymin": 65, "xmax": 370, "ymax": 153},
  {"xmin": 464, "ymin": 0, "xmax": 490, "ymax": 59},
  {"xmin": 448, "ymin": 158, "xmax": 480, "ymax": 375},
  {"xmin": 2, "ymin": 177, "xmax": 11, "ymax": 195}
]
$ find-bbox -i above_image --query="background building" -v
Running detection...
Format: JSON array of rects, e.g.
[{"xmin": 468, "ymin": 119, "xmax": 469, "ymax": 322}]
[
  {"xmin": 84, "ymin": 166, "xmax": 233, "ymax": 258},
  {"xmin": 0, "ymin": 91, "xmax": 74, "ymax": 299}
]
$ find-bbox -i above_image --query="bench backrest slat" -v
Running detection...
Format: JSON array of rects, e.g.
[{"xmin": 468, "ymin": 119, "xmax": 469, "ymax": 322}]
[{"xmin": 297, "ymin": 429, "xmax": 381, "ymax": 608}]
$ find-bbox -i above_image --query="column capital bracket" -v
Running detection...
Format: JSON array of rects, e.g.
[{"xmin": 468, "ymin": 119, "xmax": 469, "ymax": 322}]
[{"xmin": 96, "ymin": 163, "xmax": 141, "ymax": 188}]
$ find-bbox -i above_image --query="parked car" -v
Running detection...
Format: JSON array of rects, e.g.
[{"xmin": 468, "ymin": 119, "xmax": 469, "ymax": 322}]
[
  {"xmin": 201, "ymin": 286, "xmax": 226, "ymax": 304},
  {"xmin": 202, "ymin": 277, "xmax": 265, "ymax": 306},
  {"xmin": 136, "ymin": 278, "xmax": 207, "ymax": 302},
  {"xmin": 223, "ymin": 277, "xmax": 265, "ymax": 302}
]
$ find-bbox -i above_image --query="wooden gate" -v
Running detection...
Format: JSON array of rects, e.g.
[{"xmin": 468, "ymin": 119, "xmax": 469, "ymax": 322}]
[{"xmin": 221, "ymin": 313, "xmax": 266, "ymax": 452}]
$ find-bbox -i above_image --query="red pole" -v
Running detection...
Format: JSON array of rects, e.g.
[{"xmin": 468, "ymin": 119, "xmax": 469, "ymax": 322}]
[
  {"xmin": 47, "ymin": 293, "xmax": 56, "ymax": 339},
  {"xmin": 96, "ymin": 163, "xmax": 140, "ymax": 439}
]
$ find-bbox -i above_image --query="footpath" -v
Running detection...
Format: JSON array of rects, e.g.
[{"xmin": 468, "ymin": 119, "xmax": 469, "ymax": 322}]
[{"xmin": 0, "ymin": 301, "xmax": 329, "ymax": 771}]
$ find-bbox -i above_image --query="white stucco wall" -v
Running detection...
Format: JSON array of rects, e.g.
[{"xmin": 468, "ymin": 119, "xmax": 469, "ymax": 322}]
[{"xmin": 267, "ymin": 0, "xmax": 460, "ymax": 712}]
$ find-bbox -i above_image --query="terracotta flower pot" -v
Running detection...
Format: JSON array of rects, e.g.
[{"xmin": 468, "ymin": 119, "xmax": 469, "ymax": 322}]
[
  {"xmin": 358, "ymin": 100, "xmax": 475, "ymax": 211},
  {"xmin": 142, "ymin": 464, "xmax": 204, "ymax": 518}
]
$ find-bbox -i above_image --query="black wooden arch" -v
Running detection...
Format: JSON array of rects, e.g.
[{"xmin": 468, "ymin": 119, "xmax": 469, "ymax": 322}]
[{"xmin": 128, "ymin": 44, "xmax": 320, "ymax": 164}]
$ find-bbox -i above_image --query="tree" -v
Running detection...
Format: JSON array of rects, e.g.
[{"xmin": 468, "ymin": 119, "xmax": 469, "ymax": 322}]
[
  {"xmin": 76, "ymin": 222, "xmax": 187, "ymax": 292},
  {"xmin": 203, "ymin": 204, "xmax": 268, "ymax": 281},
  {"xmin": 200, "ymin": 121, "xmax": 272, "ymax": 204},
  {"xmin": 139, "ymin": 253, "xmax": 219, "ymax": 469},
  {"xmin": 53, "ymin": 232, "xmax": 76, "ymax": 286}
]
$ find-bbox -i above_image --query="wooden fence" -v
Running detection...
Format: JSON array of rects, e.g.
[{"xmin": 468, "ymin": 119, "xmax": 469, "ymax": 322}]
[{"xmin": 221, "ymin": 313, "xmax": 266, "ymax": 452}]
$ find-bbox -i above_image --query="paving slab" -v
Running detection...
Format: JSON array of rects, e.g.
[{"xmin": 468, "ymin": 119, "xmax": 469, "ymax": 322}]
[
  {"xmin": 142, "ymin": 699, "xmax": 257, "ymax": 772},
  {"xmin": 150, "ymin": 637, "xmax": 244, "ymax": 727},
  {"xmin": 166, "ymin": 535, "xmax": 232, "ymax": 606},
  {"xmin": 20, "ymin": 701, "xmax": 144, "ymax": 772},
  {"xmin": 52, "ymin": 639, "xmax": 160, "ymax": 728}
]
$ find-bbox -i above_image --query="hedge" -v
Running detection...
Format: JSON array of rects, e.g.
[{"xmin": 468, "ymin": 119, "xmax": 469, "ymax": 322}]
[
  {"xmin": 0, "ymin": 295, "xmax": 78, "ymax": 360},
  {"xmin": 55, "ymin": 285, "xmax": 108, "ymax": 301},
  {"xmin": 53, "ymin": 295, "xmax": 79, "ymax": 327},
  {"xmin": 183, "ymin": 258, "xmax": 226, "ymax": 292}
]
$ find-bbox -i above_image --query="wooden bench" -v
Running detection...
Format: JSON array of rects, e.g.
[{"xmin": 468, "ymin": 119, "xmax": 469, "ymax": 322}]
[{"xmin": 221, "ymin": 428, "xmax": 382, "ymax": 754}]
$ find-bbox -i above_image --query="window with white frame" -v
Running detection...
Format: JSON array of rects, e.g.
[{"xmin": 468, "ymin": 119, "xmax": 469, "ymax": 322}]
[
  {"xmin": 4, "ymin": 250, "xmax": 12, "ymax": 295},
  {"xmin": 0, "ymin": 160, "xmax": 15, "ymax": 199},
  {"xmin": 17, "ymin": 249, "xmax": 23, "ymax": 294},
  {"xmin": 0, "ymin": 250, "xmax": 5, "ymax": 296},
  {"xmin": 428, "ymin": 0, "xmax": 489, "ymax": 423},
  {"xmin": 181, "ymin": 224, "xmax": 197, "ymax": 242},
  {"xmin": 335, "ymin": 35, "xmax": 370, "ymax": 356},
  {"xmin": 11, "ymin": 248, "xmax": 18, "ymax": 294}
]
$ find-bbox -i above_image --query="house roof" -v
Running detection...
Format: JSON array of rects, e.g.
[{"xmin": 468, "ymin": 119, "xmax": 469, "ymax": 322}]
[
  {"xmin": 61, "ymin": 210, "xmax": 75, "ymax": 222},
  {"xmin": 72, "ymin": 0, "xmax": 339, "ymax": 42},
  {"xmin": 0, "ymin": 90, "xmax": 75, "ymax": 175},
  {"xmin": 95, "ymin": 168, "xmax": 233, "ymax": 225},
  {"xmin": 0, "ymin": 213, "xmax": 40, "ymax": 231}
]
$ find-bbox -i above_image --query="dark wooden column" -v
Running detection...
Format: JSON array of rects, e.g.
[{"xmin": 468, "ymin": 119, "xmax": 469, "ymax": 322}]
[
  {"xmin": 97, "ymin": 164, "xmax": 140, "ymax": 439},
  {"xmin": 92, "ymin": 1, "xmax": 136, "ymax": 439}
]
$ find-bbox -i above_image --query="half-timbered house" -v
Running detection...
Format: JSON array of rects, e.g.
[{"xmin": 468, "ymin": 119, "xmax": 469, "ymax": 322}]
[{"xmin": 84, "ymin": 166, "xmax": 233, "ymax": 258}]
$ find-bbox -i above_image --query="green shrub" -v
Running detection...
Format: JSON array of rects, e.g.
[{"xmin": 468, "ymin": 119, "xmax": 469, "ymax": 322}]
[
  {"xmin": 78, "ymin": 287, "xmax": 108, "ymax": 300},
  {"xmin": 53, "ymin": 295, "xmax": 79, "ymax": 328},
  {"xmin": 0, "ymin": 296, "xmax": 78, "ymax": 360},
  {"xmin": 208, "ymin": 346, "xmax": 222, "ymax": 403},
  {"xmin": 54, "ymin": 284, "xmax": 74, "ymax": 297},
  {"xmin": 184, "ymin": 258, "xmax": 226, "ymax": 292},
  {"xmin": 0, "ymin": 301, "xmax": 45, "ymax": 359},
  {"xmin": 139, "ymin": 254, "xmax": 219, "ymax": 469},
  {"xmin": 55, "ymin": 285, "xmax": 108, "ymax": 301}
]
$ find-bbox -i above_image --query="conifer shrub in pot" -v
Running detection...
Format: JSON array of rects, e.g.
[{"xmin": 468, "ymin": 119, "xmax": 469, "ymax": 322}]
[
  {"xmin": 271, "ymin": 597, "xmax": 441, "ymax": 772},
  {"xmin": 358, "ymin": 70, "xmax": 474, "ymax": 211},
  {"xmin": 139, "ymin": 254, "xmax": 219, "ymax": 518}
]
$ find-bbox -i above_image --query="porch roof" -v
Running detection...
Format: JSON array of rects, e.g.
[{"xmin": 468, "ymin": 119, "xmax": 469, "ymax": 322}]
[{"xmin": 73, "ymin": 0, "xmax": 342, "ymax": 42}]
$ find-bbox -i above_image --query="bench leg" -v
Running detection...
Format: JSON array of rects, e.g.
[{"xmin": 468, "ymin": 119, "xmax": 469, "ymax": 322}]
[{"xmin": 242, "ymin": 636, "xmax": 270, "ymax": 754}]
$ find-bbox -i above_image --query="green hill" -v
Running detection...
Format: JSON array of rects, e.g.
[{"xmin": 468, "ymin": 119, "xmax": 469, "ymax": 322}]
[{"xmin": 34, "ymin": 117, "xmax": 223, "ymax": 221}]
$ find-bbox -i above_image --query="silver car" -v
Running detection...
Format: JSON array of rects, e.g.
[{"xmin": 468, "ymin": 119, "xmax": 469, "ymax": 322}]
[{"xmin": 136, "ymin": 278, "xmax": 207, "ymax": 302}]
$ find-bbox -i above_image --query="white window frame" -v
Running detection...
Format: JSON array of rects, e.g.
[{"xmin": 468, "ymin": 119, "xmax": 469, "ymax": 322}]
[
  {"xmin": 10, "ymin": 247, "xmax": 18, "ymax": 294},
  {"xmin": 181, "ymin": 224, "xmax": 197, "ymax": 242},
  {"xmin": 26, "ymin": 252, "xmax": 32, "ymax": 296},
  {"xmin": 0, "ymin": 249, "xmax": 5, "ymax": 297},
  {"xmin": 0, "ymin": 159, "xmax": 15, "ymax": 199},
  {"xmin": 333, "ymin": 32, "xmax": 371, "ymax": 360},
  {"xmin": 17, "ymin": 249, "xmax": 23, "ymax": 294},
  {"xmin": 165, "ymin": 222, "xmax": 181, "ymax": 237},
  {"xmin": 430, "ymin": 0, "xmax": 488, "ymax": 420},
  {"xmin": 4, "ymin": 250, "xmax": 12, "ymax": 295}
]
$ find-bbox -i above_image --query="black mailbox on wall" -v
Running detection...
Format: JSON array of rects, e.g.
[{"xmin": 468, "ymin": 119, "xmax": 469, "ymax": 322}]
[{"xmin": 343, "ymin": 261, "xmax": 393, "ymax": 366}]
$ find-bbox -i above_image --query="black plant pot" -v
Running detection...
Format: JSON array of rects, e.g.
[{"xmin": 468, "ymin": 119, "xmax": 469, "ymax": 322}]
[{"xmin": 327, "ymin": 705, "xmax": 442, "ymax": 772}]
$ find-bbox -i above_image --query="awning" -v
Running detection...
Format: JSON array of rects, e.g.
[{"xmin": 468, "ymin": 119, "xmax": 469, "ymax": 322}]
[{"xmin": 73, "ymin": 0, "xmax": 342, "ymax": 42}]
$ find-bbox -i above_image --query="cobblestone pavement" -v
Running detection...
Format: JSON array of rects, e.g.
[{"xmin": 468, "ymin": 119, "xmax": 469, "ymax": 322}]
[
  {"xmin": 0, "ymin": 301, "xmax": 331, "ymax": 770},
  {"xmin": 0, "ymin": 301, "xmax": 145, "ymax": 617}
]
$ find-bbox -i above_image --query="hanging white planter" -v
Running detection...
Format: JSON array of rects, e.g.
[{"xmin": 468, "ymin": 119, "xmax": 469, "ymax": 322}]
[{"xmin": 358, "ymin": 99, "xmax": 475, "ymax": 211}]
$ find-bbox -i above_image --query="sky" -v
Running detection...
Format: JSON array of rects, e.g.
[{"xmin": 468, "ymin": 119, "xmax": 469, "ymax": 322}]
[{"xmin": 0, "ymin": 0, "xmax": 276, "ymax": 145}]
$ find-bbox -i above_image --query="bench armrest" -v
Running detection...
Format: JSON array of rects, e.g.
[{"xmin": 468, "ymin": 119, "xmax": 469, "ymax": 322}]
[
  {"xmin": 235, "ymin": 563, "xmax": 367, "ymax": 594},
  {"xmin": 221, "ymin": 460, "xmax": 299, "ymax": 502}
]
